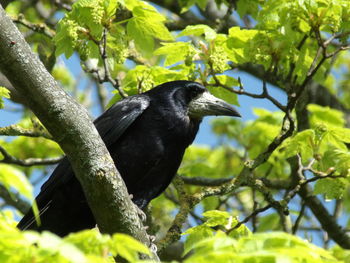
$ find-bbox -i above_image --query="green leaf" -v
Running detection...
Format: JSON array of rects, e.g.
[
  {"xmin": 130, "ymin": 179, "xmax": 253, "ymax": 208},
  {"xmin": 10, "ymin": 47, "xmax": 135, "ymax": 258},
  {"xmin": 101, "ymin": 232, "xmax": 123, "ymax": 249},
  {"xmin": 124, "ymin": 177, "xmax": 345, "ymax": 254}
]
[
  {"xmin": 0, "ymin": 86, "xmax": 10, "ymax": 109},
  {"xmin": 127, "ymin": 4, "xmax": 173, "ymax": 54},
  {"xmin": 64, "ymin": 229, "xmax": 110, "ymax": 255},
  {"xmin": 242, "ymin": 114, "xmax": 281, "ymax": 159},
  {"xmin": 0, "ymin": 164, "xmax": 34, "ymax": 201},
  {"xmin": 236, "ymin": 0, "xmax": 260, "ymax": 18},
  {"xmin": 127, "ymin": 18, "xmax": 155, "ymax": 53},
  {"xmin": 228, "ymin": 221, "xmax": 252, "ymax": 240},
  {"xmin": 331, "ymin": 245, "xmax": 350, "ymax": 262},
  {"xmin": 183, "ymin": 225, "xmax": 214, "ymax": 255},
  {"xmin": 207, "ymin": 85, "xmax": 238, "ymax": 105},
  {"xmin": 256, "ymin": 213, "xmax": 280, "ymax": 232},
  {"xmin": 314, "ymin": 177, "xmax": 348, "ymax": 200},
  {"xmin": 331, "ymin": 149, "xmax": 350, "ymax": 176},
  {"xmin": 53, "ymin": 18, "xmax": 79, "ymax": 58},
  {"xmin": 132, "ymin": 7, "xmax": 173, "ymax": 41},
  {"xmin": 154, "ymin": 42, "xmax": 197, "ymax": 66},
  {"xmin": 111, "ymin": 233, "xmax": 151, "ymax": 261},
  {"xmin": 54, "ymin": 0, "xmax": 121, "ymax": 59},
  {"xmin": 207, "ymin": 75, "xmax": 239, "ymax": 105},
  {"xmin": 308, "ymin": 104, "xmax": 345, "ymax": 128},
  {"xmin": 236, "ymin": 232, "xmax": 336, "ymax": 261},
  {"xmin": 1, "ymin": 136, "xmax": 62, "ymax": 160},
  {"xmin": 329, "ymin": 127, "xmax": 350, "ymax": 143},
  {"xmin": 202, "ymin": 210, "xmax": 231, "ymax": 227},
  {"xmin": 184, "ymin": 233, "xmax": 238, "ymax": 262},
  {"xmin": 25, "ymin": 231, "xmax": 86, "ymax": 262},
  {"xmin": 226, "ymin": 27, "xmax": 260, "ymax": 64},
  {"xmin": 52, "ymin": 66, "xmax": 76, "ymax": 90},
  {"xmin": 279, "ymin": 129, "xmax": 315, "ymax": 160},
  {"xmin": 4, "ymin": 0, "xmax": 22, "ymax": 16},
  {"xmin": 178, "ymin": 24, "xmax": 217, "ymax": 41}
]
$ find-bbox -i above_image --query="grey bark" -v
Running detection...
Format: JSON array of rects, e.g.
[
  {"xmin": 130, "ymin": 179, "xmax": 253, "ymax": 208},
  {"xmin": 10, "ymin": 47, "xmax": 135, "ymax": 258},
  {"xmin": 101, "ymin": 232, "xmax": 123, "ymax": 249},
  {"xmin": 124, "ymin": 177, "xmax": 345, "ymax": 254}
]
[{"xmin": 0, "ymin": 5, "xmax": 157, "ymax": 259}]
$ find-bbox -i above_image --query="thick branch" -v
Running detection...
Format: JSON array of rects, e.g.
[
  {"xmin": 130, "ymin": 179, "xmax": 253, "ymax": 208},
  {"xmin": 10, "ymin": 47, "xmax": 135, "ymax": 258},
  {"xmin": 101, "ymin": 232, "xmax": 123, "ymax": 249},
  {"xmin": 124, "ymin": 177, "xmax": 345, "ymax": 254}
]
[
  {"xmin": 0, "ymin": 6, "xmax": 156, "ymax": 259},
  {"xmin": 299, "ymin": 184, "xmax": 350, "ymax": 249}
]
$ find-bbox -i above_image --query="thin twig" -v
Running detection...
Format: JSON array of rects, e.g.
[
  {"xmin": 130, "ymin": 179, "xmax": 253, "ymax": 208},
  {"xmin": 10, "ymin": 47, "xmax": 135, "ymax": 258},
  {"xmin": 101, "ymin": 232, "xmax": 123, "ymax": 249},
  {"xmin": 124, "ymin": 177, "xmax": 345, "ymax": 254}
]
[
  {"xmin": 53, "ymin": 0, "xmax": 72, "ymax": 11},
  {"xmin": 0, "ymin": 124, "xmax": 52, "ymax": 139},
  {"xmin": 179, "ymin": 175, "xmax": 233, "ymax": 186},
  {"xmin": 227, "ymin": 205, "xmax": 272, "ymax": 233},
  {"xmin": 0, "ymin": 145, "xmax": 63, "ymax": 166},
  {"xmin": 12, "ymin": 14, "xmax": 55, "ymax": 38},
  {"xmin": 252, "ymin": 189, "xmax": 258, "ymax": 232},
  {"xmin": 215, "ymin": 0, "xmax": 235, "ymax": 33},
  {"xmin": 292, "ymin": 201, "xmax": 306, "ymax": 234},
  {"xmin": 97, "ymin": 28, "xmax": 127, "ymax": 98},
  {"xmin": 0, "ymin": 184, "xmax": 30, "ymax": 214},
  {"xmin": 207, "ymin": 73, "xmax": 286, "ymax": 112}
]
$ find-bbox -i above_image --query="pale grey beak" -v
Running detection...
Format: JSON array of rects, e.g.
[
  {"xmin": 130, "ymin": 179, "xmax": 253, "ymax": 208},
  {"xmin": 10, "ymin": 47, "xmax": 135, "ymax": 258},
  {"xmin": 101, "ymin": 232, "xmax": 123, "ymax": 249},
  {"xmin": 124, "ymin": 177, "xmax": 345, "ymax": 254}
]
[{"xmin": 188, "ymin": 91, "xmax": 241, "ymax": 118}]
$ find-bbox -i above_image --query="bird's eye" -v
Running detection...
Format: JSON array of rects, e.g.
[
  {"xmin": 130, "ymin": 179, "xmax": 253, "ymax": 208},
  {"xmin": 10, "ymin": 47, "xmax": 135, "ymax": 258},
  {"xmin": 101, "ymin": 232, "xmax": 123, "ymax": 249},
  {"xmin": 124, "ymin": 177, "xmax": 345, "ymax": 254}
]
[
  {"xmin": 190, "ymin": 89, "xmax": 199, "ymax": 96},
  {"xmin": 189, "ymin": 86, "xmax": 204, "ymax": 98}
]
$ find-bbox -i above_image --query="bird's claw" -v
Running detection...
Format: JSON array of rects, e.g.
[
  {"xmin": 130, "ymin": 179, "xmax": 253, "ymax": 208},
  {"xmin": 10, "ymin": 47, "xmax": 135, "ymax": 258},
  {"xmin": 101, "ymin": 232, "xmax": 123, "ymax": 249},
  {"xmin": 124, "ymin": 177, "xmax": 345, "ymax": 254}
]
[
  {"xmin": 148, "ymin": 235, "xmax": 157, "ymax": 253},
  {"xmin": 148, "ymin": 234, "xmax": 156, "ymax": 243},
  {"xmin": 150, "ymin": 243, "xmax": 158, "ymax": 253},
  {"xmin": 135, "ymin": 205, "xmax": 147, "ymax": 222}
]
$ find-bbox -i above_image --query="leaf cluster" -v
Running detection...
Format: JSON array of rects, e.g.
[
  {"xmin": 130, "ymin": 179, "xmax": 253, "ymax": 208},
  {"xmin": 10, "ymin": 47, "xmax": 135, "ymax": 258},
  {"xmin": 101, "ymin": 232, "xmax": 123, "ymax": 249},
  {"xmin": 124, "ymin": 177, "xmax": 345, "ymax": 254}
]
[
  {"xmin": 0, "ymin": 211, "xmax": 150, "ymax": 263},
  {"xmin": 183, "ymin": 210, "xmax": 343, "ymax": 263}
]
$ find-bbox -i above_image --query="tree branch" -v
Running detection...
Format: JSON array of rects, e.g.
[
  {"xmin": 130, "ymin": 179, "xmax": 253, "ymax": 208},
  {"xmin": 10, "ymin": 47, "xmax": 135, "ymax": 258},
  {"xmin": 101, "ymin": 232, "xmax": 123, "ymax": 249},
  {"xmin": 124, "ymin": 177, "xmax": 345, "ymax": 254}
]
[
  {"xmin": 0, "ymin": 124, "xmax": 53, "ymax": 139},
  {"xmin": 0, "ymin": 145, "xmax": 63, "ymax": 166},
  {"xmin": 179, "ymin": 175, "xmax": 233, "ymax": 186},
  {"xmin": 12, "ymin": 14, "xmax": 55, "ymax": 38},
  {"xmin": 0, "ymin": 184, "xmax": 30, "ymax": 214}
]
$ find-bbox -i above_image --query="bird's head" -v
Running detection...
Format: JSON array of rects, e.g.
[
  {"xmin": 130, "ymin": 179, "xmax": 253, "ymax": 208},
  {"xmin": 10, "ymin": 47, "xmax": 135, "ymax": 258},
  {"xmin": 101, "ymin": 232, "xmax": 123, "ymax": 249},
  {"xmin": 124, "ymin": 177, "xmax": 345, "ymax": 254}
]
[
  {"xmin": 164, "ymin": 81, "xmax": 241, "ymax": 119},
  {"xmin": 147, "ymin": 80, "xmax": 240, "ymax": 119},
  {"xmin": 186, "ymin": 83, "xmax": 240, "ymax": 119}
]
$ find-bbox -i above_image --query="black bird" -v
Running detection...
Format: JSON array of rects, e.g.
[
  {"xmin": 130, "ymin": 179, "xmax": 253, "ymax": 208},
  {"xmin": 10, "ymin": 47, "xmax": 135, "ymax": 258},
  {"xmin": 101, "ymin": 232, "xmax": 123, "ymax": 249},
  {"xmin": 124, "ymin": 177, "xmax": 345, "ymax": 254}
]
[{"xmin": 18, "ymin": 80, "xmax": 240, "ymax": 236}]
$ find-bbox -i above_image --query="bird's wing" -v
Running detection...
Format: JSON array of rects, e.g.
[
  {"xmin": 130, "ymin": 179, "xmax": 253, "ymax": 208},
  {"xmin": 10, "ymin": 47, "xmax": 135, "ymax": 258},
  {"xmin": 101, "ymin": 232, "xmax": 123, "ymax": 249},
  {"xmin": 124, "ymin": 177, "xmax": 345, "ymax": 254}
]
[
  {"xmin": 40, "ymin": 94, "xmax": 150, "ymax": 192},
  {"xmin": 94, "ymin": 95, "xmax": 150, "ymax": 146}
]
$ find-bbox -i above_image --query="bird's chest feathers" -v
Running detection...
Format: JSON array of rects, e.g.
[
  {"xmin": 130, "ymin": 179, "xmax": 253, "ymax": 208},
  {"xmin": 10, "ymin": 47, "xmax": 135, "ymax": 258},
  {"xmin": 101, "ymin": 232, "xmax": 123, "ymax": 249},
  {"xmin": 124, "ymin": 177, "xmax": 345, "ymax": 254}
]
[{"xmin": 154, "ymin": 108, "xmax": 198, "ymax": 143}]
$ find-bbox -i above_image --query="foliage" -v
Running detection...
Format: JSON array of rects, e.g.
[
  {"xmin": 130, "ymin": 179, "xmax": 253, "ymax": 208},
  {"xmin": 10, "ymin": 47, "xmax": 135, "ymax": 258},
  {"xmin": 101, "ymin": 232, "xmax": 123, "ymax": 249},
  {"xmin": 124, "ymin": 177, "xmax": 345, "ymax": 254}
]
[
  {"xmin": 0, "ymin": 86, "xmax": 10, "ymax": 109},
  {"xmin": 0, "ymin": 211, "xmax": 150, "ymax": 263},
  {"xmin": 2, "ymin": 0, "xmax": 350, "ymax": 262},
  {"xmin": 182, "ymin": 210, "xmax": 342, "ymax": 262},
  {"xmin": 0, "ymin": 210, "xmax": 346, "ymax": 262}
]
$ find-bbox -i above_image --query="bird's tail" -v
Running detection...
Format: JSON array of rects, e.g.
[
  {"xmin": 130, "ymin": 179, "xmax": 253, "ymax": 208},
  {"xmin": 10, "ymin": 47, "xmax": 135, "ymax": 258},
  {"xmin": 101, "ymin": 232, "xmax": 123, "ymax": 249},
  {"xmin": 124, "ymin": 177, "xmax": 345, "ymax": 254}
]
[{"xmin": 17, "ymin": 200, "xmax": 51, "ymax": 231}]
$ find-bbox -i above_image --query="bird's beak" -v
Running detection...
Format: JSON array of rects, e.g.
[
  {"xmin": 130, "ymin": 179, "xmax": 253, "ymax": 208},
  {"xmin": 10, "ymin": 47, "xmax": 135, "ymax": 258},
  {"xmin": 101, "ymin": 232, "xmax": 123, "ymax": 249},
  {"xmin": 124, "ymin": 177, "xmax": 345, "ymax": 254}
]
[{"xmin": 188, "ymin": 91, "xmax": 241, "ymax": 118}]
